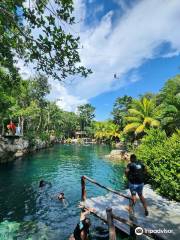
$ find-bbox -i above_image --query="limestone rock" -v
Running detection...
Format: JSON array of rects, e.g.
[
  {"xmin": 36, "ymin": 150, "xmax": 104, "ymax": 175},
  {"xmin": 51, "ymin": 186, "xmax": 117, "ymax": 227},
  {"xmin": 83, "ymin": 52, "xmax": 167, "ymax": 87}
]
[
  {"xmin": 105, "ymin": 149, "xmax": 130, "ymax": 161},
  {"xmin": 0, "ymin": 136, "xmax": 52, "ymax": 164}
]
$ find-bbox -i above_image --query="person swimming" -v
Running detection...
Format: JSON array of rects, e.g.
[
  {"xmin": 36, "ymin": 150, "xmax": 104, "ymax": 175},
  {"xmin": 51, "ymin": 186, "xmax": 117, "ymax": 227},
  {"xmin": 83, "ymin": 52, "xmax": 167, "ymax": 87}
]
[
  {"xmin": 57, "ymin": 192, "xmax": 69, "ymax": 207},
  {"xmin": 58, "ymin": 192, "xmax": 65, "ymax": 200},
  {"xmin": 39, "ymin": 180, "xmax": 46, "ymax": 188},
  {"xmin": 39, "ymin": 180, "xmax": 52, "ymax": 188}
]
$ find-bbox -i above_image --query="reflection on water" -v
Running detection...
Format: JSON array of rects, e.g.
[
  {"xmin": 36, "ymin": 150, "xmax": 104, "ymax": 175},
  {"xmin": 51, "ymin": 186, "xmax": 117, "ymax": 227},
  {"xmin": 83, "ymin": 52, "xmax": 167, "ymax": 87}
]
[{"xmin": 0, "ymin": 144, "xmax": 128, "ymax": 239}]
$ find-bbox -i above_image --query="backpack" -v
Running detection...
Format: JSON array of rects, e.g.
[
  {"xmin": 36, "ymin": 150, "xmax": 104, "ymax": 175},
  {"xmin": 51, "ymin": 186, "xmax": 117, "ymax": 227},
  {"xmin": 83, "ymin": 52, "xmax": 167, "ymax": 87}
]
[{"xmin": 128, "ymin": 161, "xmax": 145, "ymax": 184}]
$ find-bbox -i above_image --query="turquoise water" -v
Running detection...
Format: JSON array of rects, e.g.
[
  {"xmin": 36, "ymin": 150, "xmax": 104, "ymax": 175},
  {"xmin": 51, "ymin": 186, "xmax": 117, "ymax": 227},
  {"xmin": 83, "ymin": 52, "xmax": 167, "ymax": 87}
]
[{"xmin": 0, "ymin": 144, "xmax": 127, "ymax": 239}]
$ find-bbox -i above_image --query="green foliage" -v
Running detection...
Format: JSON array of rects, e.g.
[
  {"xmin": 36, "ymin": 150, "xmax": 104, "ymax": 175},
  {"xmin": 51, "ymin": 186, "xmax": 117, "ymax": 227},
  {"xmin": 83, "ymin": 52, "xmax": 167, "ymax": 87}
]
[
  {"xmin": 124, "ymin": 97, "xmax": 160, "ymax": 135},
  {"xmin": 24, "ymin": 131, "xmax": 36, "ymax": 147},
  {"xmin": 139, "ymin": 92, "xmax": 156, "ymax": 100},
  {"xmin": 157, "ymin": 75, "xmax": 180, "ymax": 135},
  {"xmin": 0, "ymin": 68, "xmax": 19, "ymax": 118},
  {"xmin": 77, "ymin": 138, "xmax": 84, "ymax": 144},
  {"xmin": 94, "ymin": 121, "xmax": 121, "ymax": 144},
  {"xmin": 0, "ymin": 1, "xmax": 91, "ymax": 80},
  {"xmin": 77, "ymin": 104, "xmax": 95, "ymax": 131},
  {"xmin": 0, "ymin": 69, "xmax": 81, "ymax": 140},
  {"xmin": 136, "ymin": 129, "xmax": 180, "ymax": 201},
  {"xmin": 38, "ymin": 132, "xmax": 50, "ymax": 142},
  {"xmin": 59, "ymin": 111, "xmax": 79, "ymax": 138},
  {"xmin": 84, "ymin": 124, "xmax": 96, "ymax": 138},
  {"xmin": 66, "ymin": 138, "xmax": 72, "ymax": 144},
  {"xmin": 112, "ymin": 95, "xmax": 132, "ymax": 129}
]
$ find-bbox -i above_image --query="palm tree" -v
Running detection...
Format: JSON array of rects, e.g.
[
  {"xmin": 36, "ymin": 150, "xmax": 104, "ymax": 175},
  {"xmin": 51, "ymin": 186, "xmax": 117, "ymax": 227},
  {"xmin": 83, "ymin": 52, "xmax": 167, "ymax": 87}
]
[
  {"xmin": 94, "ymin": 121, "xmax": 121, "ymax": 142},
  {"xmin": 124, "ymin": 97, "xmax": 160, "ymax": 135}
]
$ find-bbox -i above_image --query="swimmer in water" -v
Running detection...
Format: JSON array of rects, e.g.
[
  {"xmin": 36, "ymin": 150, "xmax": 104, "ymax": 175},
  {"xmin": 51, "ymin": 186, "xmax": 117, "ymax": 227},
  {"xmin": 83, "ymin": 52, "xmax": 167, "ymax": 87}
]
[
  {"xmin": 56, "ymin": 192, "xmax": 68, "ymax": 207},
  {"xmin": 39, "ymin": 180, "xmax": 46, "ymax": 188},
  {"xmin": 39, "ymin": 180, "xmax": 52, "ymax": 188},
  {"xmin": 58, "ymin": 192, "xmax": 65, "ymax": 200}
]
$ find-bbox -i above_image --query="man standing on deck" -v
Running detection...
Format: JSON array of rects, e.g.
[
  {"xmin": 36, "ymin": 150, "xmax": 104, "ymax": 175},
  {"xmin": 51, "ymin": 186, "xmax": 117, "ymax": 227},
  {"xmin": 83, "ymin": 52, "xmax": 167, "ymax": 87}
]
[{"xmin": 125, "ymin": 154, "xmax": 149, "ymax": 216}]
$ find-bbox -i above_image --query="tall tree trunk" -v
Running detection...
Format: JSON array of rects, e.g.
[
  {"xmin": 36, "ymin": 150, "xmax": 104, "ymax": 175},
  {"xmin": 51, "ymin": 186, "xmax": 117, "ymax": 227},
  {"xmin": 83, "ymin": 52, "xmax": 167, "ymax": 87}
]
[
  {"xmin": 37, "ymin": 114, "xmax": 42, "ymax": 132},
  {"xmin": 1, "ymin": 119, "xmax": 5, "ymax": 135},
  {"xmin": 46, "ymin": 112, "xmax": 50, "ymax": 133},
  {"xmin": 21, "ymin": 116, "xmax": 24, "ymax": 136}
]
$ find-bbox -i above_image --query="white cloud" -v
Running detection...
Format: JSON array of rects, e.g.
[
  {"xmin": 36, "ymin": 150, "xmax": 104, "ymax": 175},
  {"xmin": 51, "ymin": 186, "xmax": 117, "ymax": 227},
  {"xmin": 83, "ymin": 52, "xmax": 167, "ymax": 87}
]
[
  {"xmin": 113, "ymin": 0, "xmax": 130, "ymax": 12},
  {"xmin": 18, "ymin": 0, "xmax": 180, "ymax": 112},
  {"xmin": 66, "ymin": 0, "xmax": 180, "ymax": 100},
  {"xmin": 48, "ymin": 80, "xmax": 87, "ymax": 111},
  {"xmin": 15, "ymin": 59, "xmax": 34, "ymax": 79}
]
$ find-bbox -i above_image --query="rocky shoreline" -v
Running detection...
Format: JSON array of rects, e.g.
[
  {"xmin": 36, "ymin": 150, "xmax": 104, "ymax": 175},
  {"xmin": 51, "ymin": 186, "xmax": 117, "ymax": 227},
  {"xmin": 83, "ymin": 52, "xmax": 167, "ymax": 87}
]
[
  {"xmin": 0, "ymin": 137, "xmax": 130, "ymax": 163},
  {"xmin": 105, "ymin": 149, "xmax": 130, "ymax": 161},
  {"xmin": 105, "ymin": 142, "xmax": 130, "ymax": 161},
  {"xmin": 0, "ymin": 136, "xmax": 54, "ymax": 164}
]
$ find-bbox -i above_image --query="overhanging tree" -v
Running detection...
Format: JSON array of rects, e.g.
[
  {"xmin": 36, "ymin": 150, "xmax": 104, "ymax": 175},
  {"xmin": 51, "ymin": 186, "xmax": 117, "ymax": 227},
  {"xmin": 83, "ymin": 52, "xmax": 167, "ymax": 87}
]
[{"xmin": 0, "ymin": 0, "xmax": 91, "ymax": 79}]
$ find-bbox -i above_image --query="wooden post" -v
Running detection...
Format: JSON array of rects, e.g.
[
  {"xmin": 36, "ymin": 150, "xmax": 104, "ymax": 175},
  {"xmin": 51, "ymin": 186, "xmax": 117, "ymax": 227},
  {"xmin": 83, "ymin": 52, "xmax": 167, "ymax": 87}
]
[
  {"xmin": 129, "ymin": 198, "xmax": 136, "ymax": 238},
  {"xmin": 106, "ymin": 208, "xmax": 116, "ymax": 240},
  {"xmin": 81, "ymin": 176, "xmax": 86, "ymax": 201}
]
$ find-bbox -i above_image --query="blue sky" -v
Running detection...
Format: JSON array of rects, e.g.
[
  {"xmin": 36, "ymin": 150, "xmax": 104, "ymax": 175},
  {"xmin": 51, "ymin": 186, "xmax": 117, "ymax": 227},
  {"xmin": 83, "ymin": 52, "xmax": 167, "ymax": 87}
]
[
  {"xmin": 67, "ymin": 0, "xmax": 180, "ymax": 120},
  {"xmin": 19, "ymin": 0, "xmax": 180, "ymax": 120},
  {"xmin": 92, "ymin": 55, "xmax": 180, "ymax": 120}
]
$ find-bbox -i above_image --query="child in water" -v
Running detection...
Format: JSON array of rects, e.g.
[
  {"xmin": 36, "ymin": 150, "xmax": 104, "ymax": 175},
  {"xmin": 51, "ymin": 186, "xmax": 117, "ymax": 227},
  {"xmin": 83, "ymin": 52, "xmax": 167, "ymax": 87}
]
[
  {"xmin": 57, "ymin": 192, "xmax": 69, "ymax": 207},
  {"xmin": 51, "ymin": 192, "xmax": 69, "ymax": 207}
]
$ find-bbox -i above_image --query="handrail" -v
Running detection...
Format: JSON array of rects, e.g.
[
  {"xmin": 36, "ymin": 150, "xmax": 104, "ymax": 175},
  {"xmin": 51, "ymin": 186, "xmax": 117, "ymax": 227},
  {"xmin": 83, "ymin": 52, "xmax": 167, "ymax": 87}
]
[
  {"xmin": 82, "ymin": 175, "xmax": 131, "ymax": 200},
  {"xmin": 81, "ymin": 175, "xmax": 134, "ymax": 239},
  {"xmin": 81, "ymin": 175, "xmax": 166, "ymax": 240}
]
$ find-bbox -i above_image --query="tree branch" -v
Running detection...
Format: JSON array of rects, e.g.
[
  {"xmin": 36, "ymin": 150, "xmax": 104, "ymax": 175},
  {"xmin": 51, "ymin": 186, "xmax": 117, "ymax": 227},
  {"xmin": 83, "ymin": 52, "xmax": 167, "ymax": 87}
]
[{"xmin": 0, "ymin": 6, "xmax": 45, "ymax": 50}]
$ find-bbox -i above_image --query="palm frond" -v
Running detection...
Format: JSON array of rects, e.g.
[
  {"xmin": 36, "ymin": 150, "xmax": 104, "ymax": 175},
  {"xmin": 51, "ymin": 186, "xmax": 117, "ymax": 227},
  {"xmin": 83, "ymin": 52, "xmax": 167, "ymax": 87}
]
[
  {"xmin": 128, "ymin": 108, "xmax": 144, "ymax": 118},
  {"xmin": 125, "ymin": 116, "xmax": 141, "ymax": 123},
  {"xmin": 150, "ymin": 120, "xmax": 160, "ymax": 127},
  {"xmin": 143, "ymin": 117, "xmax": 154, "ymax": 125},
  {"xmin": 135, "ymin": 124, "xmax": 145, "ymax": 134},
  {"xmin": 124, "ymin": 122, "xmax": 140, "ymax": 133}
]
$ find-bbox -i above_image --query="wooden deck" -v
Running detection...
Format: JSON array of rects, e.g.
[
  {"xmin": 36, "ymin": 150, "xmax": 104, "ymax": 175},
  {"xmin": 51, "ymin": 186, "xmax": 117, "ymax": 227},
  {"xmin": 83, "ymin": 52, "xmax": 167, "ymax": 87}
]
[{"xmin": 81, "ymin": 179, "xmax": 180, "ymax": 239}]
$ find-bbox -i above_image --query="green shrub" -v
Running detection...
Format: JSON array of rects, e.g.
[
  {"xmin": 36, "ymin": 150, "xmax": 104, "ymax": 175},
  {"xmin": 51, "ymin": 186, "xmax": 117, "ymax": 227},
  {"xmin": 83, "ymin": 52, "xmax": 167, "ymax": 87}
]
[
  {"xmin": 24, "ymin": 131, "xmax": 36, "ymax": 147},
  {"xmin": 135, "ymin": 129, "xmax": 180, "ymax": 201},
  {"xmin": 24, "ymin": 131, "xmax": 50, "ymax": 146},
  {"xmin": 66, "ymin": 138, "xmax": 72, "ymax": 144},
  {"xmin": 77, "ymin": 138, "xmax": 83, "ymax": 144},
  {"xmin": 39, "ymin": 132, "xmax": 50, "ymax": 142}
]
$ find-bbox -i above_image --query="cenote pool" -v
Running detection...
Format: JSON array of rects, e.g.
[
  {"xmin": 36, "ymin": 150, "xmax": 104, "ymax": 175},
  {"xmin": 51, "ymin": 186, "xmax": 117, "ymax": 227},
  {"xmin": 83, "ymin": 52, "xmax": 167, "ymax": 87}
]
[{"xmin": 0, "ymin": 144, "xmax": 128, "ymax": 240}]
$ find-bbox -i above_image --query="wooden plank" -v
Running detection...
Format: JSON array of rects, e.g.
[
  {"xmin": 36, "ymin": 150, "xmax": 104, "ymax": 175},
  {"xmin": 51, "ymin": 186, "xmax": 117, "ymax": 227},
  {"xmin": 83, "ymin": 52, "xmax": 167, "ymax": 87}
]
[{"xmin": 83, "ymin": 185, "xmax": 180, "ymax": 240}]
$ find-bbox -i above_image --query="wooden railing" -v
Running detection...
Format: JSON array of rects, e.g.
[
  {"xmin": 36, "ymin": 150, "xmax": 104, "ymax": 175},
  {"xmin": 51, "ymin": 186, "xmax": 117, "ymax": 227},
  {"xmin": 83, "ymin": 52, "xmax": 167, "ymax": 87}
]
[
  {"xmin": 81, "ymin": 175, "xmax": 131, "ymax": 201},
  {"xmin": 81, "ymin": 176, "xmax": 165, "ymax": 240}
]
